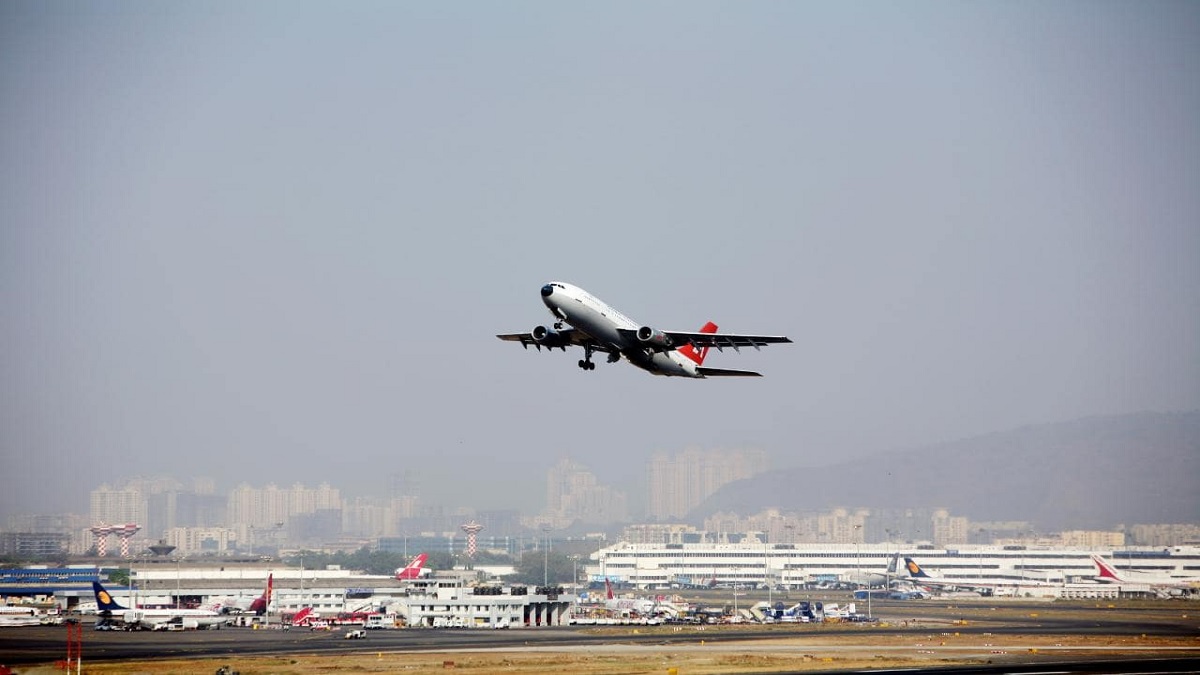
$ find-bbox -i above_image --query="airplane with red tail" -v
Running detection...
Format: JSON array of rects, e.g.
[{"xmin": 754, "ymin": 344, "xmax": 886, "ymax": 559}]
[
  {"xmin": 498, "ymin": 282, "xmax": 791, "ymax": 377},
  {"xmin": 218, "ymin": 574, "xmax": 273, "ymax": 615},
  {"xmin": 394, "ymin": 553, "xmax": 431, "ymax": 580},
  {"xmin": 1092, "ymin": 554, "xmax": 1200, "ymax": 592}
]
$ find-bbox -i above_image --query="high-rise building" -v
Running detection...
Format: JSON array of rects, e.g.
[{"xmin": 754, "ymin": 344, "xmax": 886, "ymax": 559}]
[
  {"xmin": 225, "ymin": 482, "xmax": 344, "ymax": 549},
  {"xmin": 541, "ymin": 459, "xmax": 627, "ymax": 527},
  {"xmin": 89, "ymin": 484, "xmax": 148, "ymax": 529},
  {"xmin": 647, "ymin": 447, "xmax": 767, "ymax": 520}
]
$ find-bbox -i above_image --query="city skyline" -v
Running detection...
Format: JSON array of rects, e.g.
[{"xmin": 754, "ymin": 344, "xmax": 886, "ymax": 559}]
[
  {"xmin": 4, "ymin": 4, "xmax": 1197, "ymax": 522},
  {"xmin": 3, "ymin": 463, "xmax": 1193, "ymax": 559}
]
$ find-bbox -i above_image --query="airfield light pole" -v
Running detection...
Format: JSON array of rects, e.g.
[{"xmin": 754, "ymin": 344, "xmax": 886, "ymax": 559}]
[
  {"xmin": 542, "ymin": 525, "xmax": 551, "ymax": 587},
  {"xmin": 853, "ymin": 525, "xmax": 862, "ymax": 587},
  {"xmin": 732, "ymin": 566, "xmax": 739, "ymax": 619},
  {"xmin": 784, "ymin": 523, "xmax": 796, "ymax": 596}
]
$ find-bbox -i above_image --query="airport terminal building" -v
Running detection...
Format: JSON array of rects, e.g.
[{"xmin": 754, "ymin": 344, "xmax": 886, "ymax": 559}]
[{"xmin": 585, "ymin": 542, "xmax": 1200, "ymax": 597}]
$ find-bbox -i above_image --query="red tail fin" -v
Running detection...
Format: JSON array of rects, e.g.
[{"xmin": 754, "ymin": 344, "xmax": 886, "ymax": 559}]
[
  {"xmin": 249, "ymin": 574, "xmax": 273, "ymax": 615},
  {"xmin": 396, "ymin": 553, "xmax": 428, "ymax": 580},
  {"xmin": 605, "ymin": 577, "xmax": 614, "ymax": 601},
  {"xmin": 1092, "ymin": 555, "xmax": 1123, "ymax": 581},
  {"xmin": 678, "ymin": 322, "xmax": 717, "ymax": 365}
]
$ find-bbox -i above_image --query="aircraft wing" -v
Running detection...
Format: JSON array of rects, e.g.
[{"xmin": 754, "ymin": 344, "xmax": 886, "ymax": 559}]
[
  {"xmin": 496, "ymin": 329, "xmax": 615, "ymax": 353},
  {"xmin": 616, "ymin": 329, "xmax": 791, "ymax": 352}
]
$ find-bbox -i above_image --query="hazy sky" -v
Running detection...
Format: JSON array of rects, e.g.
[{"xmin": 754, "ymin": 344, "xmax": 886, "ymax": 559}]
[{"xmin": 2, "ymin": 2, "xmax": 1197, "ymax": 518}]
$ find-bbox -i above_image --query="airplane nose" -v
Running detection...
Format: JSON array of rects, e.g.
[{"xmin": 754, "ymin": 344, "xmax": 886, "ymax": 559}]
[{"xmin": 541, "ymin": 284, "xmax": 554, "ymax": 298}]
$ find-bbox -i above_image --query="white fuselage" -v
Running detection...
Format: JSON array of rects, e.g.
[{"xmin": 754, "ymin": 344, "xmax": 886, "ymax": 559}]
[
  {"xmin": 121, "ymin": 606, "xmax": 226, "ymax": 628},
  {"xmin": 541, "ymin": 282, "xmax": 700, "ymax": 377}
]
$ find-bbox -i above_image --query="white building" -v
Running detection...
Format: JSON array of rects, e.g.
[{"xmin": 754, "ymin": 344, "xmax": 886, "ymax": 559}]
[{"xmin": 585, "ymin": 542, "xmax": 1200, "ymax": 596}]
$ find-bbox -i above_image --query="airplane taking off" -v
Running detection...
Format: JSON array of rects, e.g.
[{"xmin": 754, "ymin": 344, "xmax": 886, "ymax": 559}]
[
  {"xmin": 497, "ymin": 282, "xmax": 791, "ymax": 377},
  {"xmin": 394, "ymin": 553, "xmax": 431, "ymax": 580}
]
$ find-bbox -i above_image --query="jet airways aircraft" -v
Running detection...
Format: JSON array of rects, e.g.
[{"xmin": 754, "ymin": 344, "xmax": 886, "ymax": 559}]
[
  {"xmin": 93, "ymin": 581, "xmax": 226, "ymax": 630},
  {"xmin": 902, "ymin": 557, "xmax": 1063, "ymax": 592},
  {"xmin": 497, "ymin": 282, "xmax": 791, "ymax": 377}
]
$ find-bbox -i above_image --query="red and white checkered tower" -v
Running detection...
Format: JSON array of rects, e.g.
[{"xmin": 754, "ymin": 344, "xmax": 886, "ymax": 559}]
[
  {"xmin": 90, "ymin": 525, "xmax": 115, "ymax": 557},
  {"xmin": 117, "ymin": 524, "xmax": 141, "ymax": 558},
  {"xmin": 461, "ymin": 521, "xmax": 484, "ymax": 563}
]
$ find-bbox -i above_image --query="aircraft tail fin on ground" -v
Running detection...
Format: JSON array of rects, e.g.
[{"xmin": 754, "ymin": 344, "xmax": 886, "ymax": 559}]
[
  {"xmin": 904, "ymin": 558, "xmax": 931, "ymax": 578},
  {"xmin": 605, "ymin": 577, "xmax": 615, "ymax": 601},
  {"xmin": 1092, "ymin": 555, "xmax": 1124, "ymax": 581},
  {"xmin": 92, "ymin": 581, "xmax": 127, "ymax": 612},
  {"xmin": 677, "ymin": 322, "xmax": 717, "ymax": 365},
  {"xmin": 249, "ymin": 574, "xmax": 273, "ymax": 615},
  {"xmin": 395, "ymin": 553, "xmax": 429, "ymax": 580}
]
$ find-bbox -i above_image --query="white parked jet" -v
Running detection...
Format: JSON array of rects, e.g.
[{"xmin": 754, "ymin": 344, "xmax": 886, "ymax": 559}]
[
  {"xmin": 1092, "ymin": 555, "xmax": 1200, "ymax": 592},
  {"xmin": 497, "ymin": 282, "xmax": 791, "ymax": 377},
  {"xmin": 93, "ymin": 581, "xmax": 226, "ymax": 630}
]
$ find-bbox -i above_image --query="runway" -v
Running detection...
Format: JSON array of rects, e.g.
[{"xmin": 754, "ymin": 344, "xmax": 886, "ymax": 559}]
[{"xmin": 2, "ymin": 599, "xmax": 1197, "ymax": 672}]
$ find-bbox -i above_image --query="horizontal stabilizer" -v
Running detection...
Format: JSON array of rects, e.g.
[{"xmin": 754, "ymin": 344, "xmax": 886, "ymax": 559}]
[{"xmin": 697, "ymin": 367, "xmax": 762, "ymax": 377}]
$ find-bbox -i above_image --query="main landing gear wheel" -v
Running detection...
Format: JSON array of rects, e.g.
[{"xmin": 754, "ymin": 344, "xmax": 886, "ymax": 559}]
[{"xmin": 579, "ymin": 345, "xmax": 597, "ymax": 371}]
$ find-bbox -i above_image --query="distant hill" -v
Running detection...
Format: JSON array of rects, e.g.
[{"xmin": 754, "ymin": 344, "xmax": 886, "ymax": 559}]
[{"xmin": 692, "ymin": 411, "xmax": 1200, "ymax": 531}]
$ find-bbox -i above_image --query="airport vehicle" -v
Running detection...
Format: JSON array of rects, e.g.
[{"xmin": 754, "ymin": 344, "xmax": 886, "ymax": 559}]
[
  {"xmin": 92, "ymin": 581, "xmax": 226, "ymax": 630},
  {"xmin": 344, "ymin": 629, "xmax": 366, "ymax": 639},
  {"xmin": 497, "ymin": 282, "xmax": 791, "ymax": 377},
  {"xmin": 394, "ymin": 553, "xmax": 431, "ymax": 580},
  {"xmin": 1092, "ymin": 554, "xmax": 1200, "ymax": 592}
]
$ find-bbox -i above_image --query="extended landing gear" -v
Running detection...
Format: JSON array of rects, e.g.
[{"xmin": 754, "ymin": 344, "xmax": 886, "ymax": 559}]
[{"xmin": 578, "ymin": 345, "xmax": 597, "ymax": 371}]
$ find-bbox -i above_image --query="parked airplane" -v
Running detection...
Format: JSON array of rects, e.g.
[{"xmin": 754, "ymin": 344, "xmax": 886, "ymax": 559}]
[
  {"xmin": 497, "ymin": 282, "xmax": 791, "ymax": 377},
  {"xmin": 92, "ymin": 581, "xmax": 226, "ymax": 630},
  {"xmin": 844, "ymin": 553, "xmax": 901, "ymax": 587},
  {"xmin": 601, "ymin": 578, "xmax": 677, "ymax": 617},
  {"xmin": 1091, "ymin": 554, "xmax": 1200, "ymax": 591},
  {"xmin": 902, "ymin": 557, "xmax": 1063, "ymax": 592},
  {"xmin": 221, "ymin": 574, "xmax": 273, "ymax": 615},
  {"xmin": 394, "ymin": 553, "xmax": 431, "ymax": 580},
  {"xmin": 0, "ymin": 605, "xmax": 42, "ymax": 627}
]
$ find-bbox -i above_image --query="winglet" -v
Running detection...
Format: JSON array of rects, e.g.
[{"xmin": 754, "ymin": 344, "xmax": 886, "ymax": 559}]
[{"xmin": 678, "ymin": 322, "xmax": 717, "ymax": 365}]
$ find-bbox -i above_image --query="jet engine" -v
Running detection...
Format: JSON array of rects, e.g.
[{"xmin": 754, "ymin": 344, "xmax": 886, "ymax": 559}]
[
  {"xmin": 636, "ymin": 326, "xmax": 674, "ymax": 349},
  {"xmin": 531, "ymin": 325, "xmax": 569, "ymax": 349}
]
